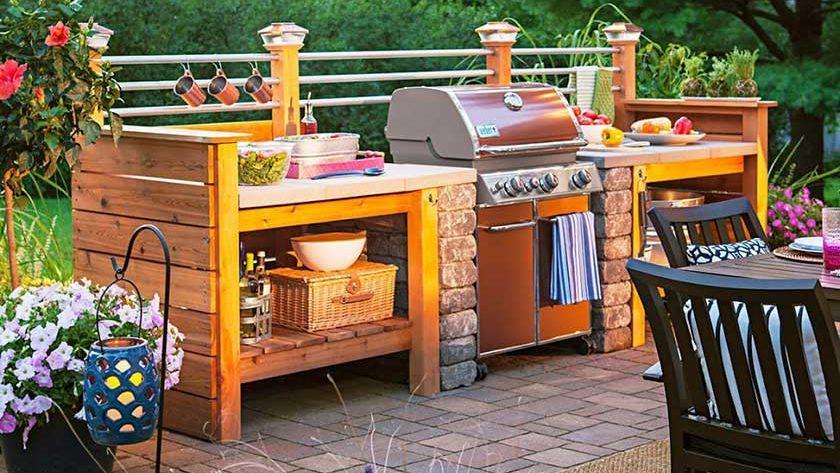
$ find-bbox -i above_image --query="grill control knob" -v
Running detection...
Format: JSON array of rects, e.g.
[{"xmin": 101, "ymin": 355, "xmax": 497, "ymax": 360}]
[
  {"xmin": 570, "ymin": 169, "xmax": 593, "ymax": 189},
  {"xmin": 524, "ymin": 176, "xmax": 540, "ymax": 192},
  {"xmin": 539, "ymin": 173, "xmax": 560, "ymax": 193},
  {"xmin": 503, "ymin": 176, "xmax": 525, "ymax": 197}
]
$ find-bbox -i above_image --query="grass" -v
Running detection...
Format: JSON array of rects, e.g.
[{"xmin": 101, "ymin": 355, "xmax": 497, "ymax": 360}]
[{"xmin": 0, "ymin": 195, "xmax": 73, "ymax": 290}]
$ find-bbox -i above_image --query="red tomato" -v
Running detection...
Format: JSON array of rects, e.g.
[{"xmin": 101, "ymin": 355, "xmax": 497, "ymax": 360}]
[
  {"xmin": 578, "ymin": 116, "xmax": 594, "ymax": 125},
  {"xmin": 582, "ymin": 109, "xmax": 598, "ymax": 119},
  {"xmin": 597, "ymin": 114, "xmax": 612, "ymax": 124},
  {"xmin": 571, "ymin": 105, "xmax": 581, "ymax": 116},
  {"xmin": 592, "ymin": 118, "xmax": 606, "ymax": 125}
]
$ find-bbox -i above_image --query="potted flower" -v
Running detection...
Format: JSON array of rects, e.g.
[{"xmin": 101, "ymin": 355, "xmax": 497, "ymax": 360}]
[
  {"xmin": 0, "ymin": 0, "xmax": 122, "ymax": 288},
  {"xmin": 767, "ymin": 185, "xmax": 823, "ymax": 248},
  {"xmin": 0, "ymin": 280, "xmax": 184, "ymax": 473}
]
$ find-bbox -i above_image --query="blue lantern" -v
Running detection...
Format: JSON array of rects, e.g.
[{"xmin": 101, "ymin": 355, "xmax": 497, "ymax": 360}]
[
  {"xmin": 82, "ymin": 225, "xmax": 172, "ymax": 473},
  {"xmin": 84, "ymin": 336, "xmax": 159, "ymax": 445}
]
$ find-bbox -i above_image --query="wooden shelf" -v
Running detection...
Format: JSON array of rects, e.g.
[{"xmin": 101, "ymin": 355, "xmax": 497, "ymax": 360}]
[{"xmin": 239, "ymin": 317, "xmax": 412, "ymax": 383}]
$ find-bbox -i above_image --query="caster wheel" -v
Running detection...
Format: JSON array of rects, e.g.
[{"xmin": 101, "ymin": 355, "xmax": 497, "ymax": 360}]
[
  {"xmin": 475, "ymin": 362, "xmax": 489, "ymax": 381},
  {"xmin": 576, "ymin": 337, "xmax": 594, "ymax": 355}
]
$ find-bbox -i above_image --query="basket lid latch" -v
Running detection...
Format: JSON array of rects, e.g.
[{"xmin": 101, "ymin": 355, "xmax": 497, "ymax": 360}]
[
  {"xmin": 332, "ymin": 273, "xmax": 374, "ymax": 304},
  {"xmin": 346, "ymin": 274, "xmax": 361, "ymax": 294}
]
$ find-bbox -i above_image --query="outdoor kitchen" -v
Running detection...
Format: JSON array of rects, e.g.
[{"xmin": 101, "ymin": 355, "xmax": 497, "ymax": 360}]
[{"xmin": 68, "ymin": 19, "xmax": 773, "ymax": 445}]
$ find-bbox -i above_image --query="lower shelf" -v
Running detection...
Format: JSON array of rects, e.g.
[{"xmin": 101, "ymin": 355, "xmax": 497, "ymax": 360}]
[{"xmin": 239, "ymin": 317, "xmax": 412, "ymax": 383}]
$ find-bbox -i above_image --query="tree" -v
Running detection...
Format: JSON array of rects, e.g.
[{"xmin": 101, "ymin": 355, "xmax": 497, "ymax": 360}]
[
  {"xmin": 0, "ymin": 0, "xmax": 121, "ymax": 288},
  {"xmin": 692, "ymin": 0, "xmax": 838, "ymax": 176}
]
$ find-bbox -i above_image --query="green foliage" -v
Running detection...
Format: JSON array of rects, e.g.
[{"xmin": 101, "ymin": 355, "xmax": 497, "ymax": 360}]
[
  {"xmin": 0, "ymin": 178, "xmax": 72, "ymax": 289},
  {"xmin": 707, "ymin": 57, "xmax": 736, "ymax": 97},
  {"xmin": 0, "ymin": 0, "xmax": 122, "ymax": 187},
  {"xmin": 637, "ymin": 43, "xmax": 698, "ymax": 98},
  {"xmin": 728, "ymin": 48, "xmax": 758, "ymax": 80}
]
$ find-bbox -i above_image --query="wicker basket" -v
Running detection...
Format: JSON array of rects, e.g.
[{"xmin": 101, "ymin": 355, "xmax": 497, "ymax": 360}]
[{"xmin": 269, "ymin": 260, "xmax": 397, "ymax": 332}]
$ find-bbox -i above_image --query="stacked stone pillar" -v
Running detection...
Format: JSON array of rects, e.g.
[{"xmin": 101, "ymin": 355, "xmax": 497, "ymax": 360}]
[
  {"xmin": 590, "ymin": 167, "xmax": 634, "ymax": 352},
  {"xmin": 436, "ymin": 184, "xmax": 479, "ymax": 390}
]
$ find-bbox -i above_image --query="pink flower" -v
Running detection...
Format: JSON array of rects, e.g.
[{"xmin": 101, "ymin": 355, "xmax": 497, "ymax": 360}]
[
  {"xmin": 0, "ymin": 413, "xmax": 16, "ymax": 434},
  {"xmin": 768, "ymin": 209, "xmax": 776, "ymax": 219},
  {"xmin": 807, "ymin": 219, "xmax": 816, "ymax": 228},
  {"xmin": 789, "ymin": 217, "xmax": 799, "ymax": 227},
  {"xmin": 775, "ymin": 201, "xmax": 786, "ymax": 211},
  {"xmin": 0, "ymin": 59, "xmax": 27, "ymax": 100},
  {"xmin": 794, "ymin": 205, "xmax": 804, "ymax": 216},
  {"xmin": 772, "ymin": 219, "xmax": 782, "ymax": 228},
  {"xmin": 45, "ymin": 21, "xmax": 70, "ymax": 47},
  {"xmin": 783, "ymin": 188, "xmax": 793, "ymax": 199}
]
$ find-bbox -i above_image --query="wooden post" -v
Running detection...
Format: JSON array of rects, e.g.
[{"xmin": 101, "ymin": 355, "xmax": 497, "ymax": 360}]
[
  {"xmin": 476, "ymin": 21, "xmax": 518, "ymax": 85},
  {"xmin": 407, "ymin": 189, "xmax": 440, "ymax": 396},
  {"xmin": 85, "ymin": 22, "xmax": 113, "ymax": 125},
  {"xmin": 260, "ymin": 22, "xmax": 308, "ymax": 138},
  {"xmin": 741, "ymin": 104, "xmax": 771, "ymax": 229},
  {"xmin": 214, "ymin": 142, "xmax": 241, "ymax": 441},
  {"xmin": 604, "ymin": 23, "xmax": 641, "ymax": 130}
]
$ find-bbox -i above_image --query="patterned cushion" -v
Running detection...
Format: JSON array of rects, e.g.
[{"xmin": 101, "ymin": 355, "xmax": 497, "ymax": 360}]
[
  {"xmin": 684, "ymin": 299, "xmax": 832, "ymax": 439},
  {"xmin": 685, "ymin": 237, "xmax": 769, "ymax": 265}
]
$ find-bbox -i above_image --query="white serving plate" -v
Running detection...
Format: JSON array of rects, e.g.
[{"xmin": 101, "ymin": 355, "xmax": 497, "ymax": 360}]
[
  {"xmin": 623, "ymin": 132, "xmax": 706, "ymax": 146},
  {"xmin": 792, "ymin": 236, "xmax": 823, "ymax": 253}
]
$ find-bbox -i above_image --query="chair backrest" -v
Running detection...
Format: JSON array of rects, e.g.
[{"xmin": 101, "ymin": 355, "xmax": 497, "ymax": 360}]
[
  {"xmin": 648, "ymin": 197, "xmax": 767, "ymax": 268},
  {"xmin": 627, "ymin": 259, "xmax": 840, "ymax": 445}
]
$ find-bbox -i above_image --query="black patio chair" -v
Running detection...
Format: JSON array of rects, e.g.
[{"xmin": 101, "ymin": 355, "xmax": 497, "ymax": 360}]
[
  {"xmin": 628, "ymin": 258, "xmax": 840, "ymax": 473},
  {"xmin": 648, "ymin": 196, "xmax": 767, "ymax": 269}
]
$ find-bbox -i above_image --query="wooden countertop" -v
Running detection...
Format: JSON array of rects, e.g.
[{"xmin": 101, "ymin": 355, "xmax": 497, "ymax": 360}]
[
  {"xmin": 238, "ymin": 163, "xmax": 476, "ymax": 209},
  {"xmin": 576, "ymin": 140, "xmax": 758, "ymax": 169}
]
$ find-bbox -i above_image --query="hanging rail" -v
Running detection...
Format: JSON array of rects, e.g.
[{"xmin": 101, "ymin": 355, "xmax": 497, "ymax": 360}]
[{"xmin": 100, "ymin": 47, "xmax": 616, "ymax": 66}]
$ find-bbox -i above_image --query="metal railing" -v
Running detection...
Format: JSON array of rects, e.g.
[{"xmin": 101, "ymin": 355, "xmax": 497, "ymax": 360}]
[{"xmin": 106, "ymin": 46, "xmax": 619, "ymax": 119}]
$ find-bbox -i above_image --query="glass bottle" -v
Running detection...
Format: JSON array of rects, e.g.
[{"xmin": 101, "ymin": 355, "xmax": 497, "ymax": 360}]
[{"xmin": 301, "ymin": 93, "xmax": 318, "ymax": 135}]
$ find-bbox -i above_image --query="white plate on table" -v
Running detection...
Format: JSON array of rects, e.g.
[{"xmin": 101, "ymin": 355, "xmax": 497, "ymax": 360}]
[
  {"xmin": 623, "ymin": 132, "xmax": 706, "ymax": 146},
  {"xmin": 791, "ymin": 236, "xmax": 823, "ymax": 254}
]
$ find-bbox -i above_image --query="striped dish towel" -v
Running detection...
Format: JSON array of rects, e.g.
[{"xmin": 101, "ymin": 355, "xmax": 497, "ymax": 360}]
[{"xmin": 550, "ymin": 212, "xmax": 602, "ymax": 305}]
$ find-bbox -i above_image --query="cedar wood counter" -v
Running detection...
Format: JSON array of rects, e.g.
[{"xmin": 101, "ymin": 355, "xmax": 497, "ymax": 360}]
[
  {"xmin": 578, "ymin": 98, "xmax": 775, "ymax": 350},
  {"xmin": 73, "ymin": 124, "xmax": 476, "ymax": 441}
]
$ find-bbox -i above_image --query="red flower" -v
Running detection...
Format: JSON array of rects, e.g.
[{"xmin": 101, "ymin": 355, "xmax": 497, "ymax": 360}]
[
  {"xmin": 33, "ymin": 87, "xmax": 45, "ymax": 103},
  {"xmin": 45, "ymin": 21, "xmax": 70, "ymax": 47},
  {"xmin": 0, "ymin": 59, "xmax": 27, "ymax": 100}
]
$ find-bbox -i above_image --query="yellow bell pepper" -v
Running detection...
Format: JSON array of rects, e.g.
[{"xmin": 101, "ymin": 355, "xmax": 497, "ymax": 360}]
[{"xmin": 601, "ymin": 127, "xmax": 624, "ymax": 147}]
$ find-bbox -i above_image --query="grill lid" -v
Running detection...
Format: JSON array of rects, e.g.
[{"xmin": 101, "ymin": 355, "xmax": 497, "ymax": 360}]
[{"xmin": 386, "ymin": 84, "xmax": 585, "ymax": 161}]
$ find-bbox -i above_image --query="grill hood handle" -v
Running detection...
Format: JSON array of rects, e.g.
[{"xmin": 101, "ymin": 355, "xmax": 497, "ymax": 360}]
[
  {"xmin": 425, "ymin": 137, "xmax": 587, "ymax": 160},
  {"xmin": 478, "ymin": 138, "xmax": 588, "ymax": 157}
]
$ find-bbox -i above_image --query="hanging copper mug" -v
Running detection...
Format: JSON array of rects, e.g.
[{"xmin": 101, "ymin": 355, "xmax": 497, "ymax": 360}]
[
  {"xmin": 208, "ymin": 68, "xmax": 240, "ymax": 106},
  {"xmin": 244, "ymin": 68, "xmax": 272, "ymax": 104},
  {"xmin": 173, "ymin": 70, "xmax": 205, "ymax": 107}
]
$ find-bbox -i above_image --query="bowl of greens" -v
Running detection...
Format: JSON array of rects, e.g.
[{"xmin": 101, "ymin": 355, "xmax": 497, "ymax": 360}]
[{"xmin": 237, "ymin": 142, "xmax": 293, "ymax": 185}]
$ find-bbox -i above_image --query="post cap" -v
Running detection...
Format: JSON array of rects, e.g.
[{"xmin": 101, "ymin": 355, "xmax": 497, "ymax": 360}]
[
  {"xmin": 475, "ymin": 21, "xmax": 519, "ymax": 44},
  {"xmin": 259, "ymin": 22, "xmax": 309, "ymax": 47},
  {"xmin": 80, "ymin": 22, "xmax": 114, "ymax": 50},
  {"xmin": 603, "ymin": 22, "xmax": 643, "ymax": 43}
]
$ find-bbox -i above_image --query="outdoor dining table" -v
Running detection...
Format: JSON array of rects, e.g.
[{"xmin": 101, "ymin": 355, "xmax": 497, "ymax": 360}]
[
  {"xmin": 682, "ymin": 252, "xmax": 840, "ymax": 319},
  {"xmin": 641, "ymin": 251, "xmax": 840, "ymax": 383}
]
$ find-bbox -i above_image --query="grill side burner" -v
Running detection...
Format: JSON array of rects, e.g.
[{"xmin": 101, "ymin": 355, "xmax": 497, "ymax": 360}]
[{"xmin": 387, "ymin": 83, "xmax": 603, "ymax": 357}]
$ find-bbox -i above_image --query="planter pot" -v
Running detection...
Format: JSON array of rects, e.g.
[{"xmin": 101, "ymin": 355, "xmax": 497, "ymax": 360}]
[{"xmin": 1, "ymin": 416, "xmax": 115, "ymax": 473}]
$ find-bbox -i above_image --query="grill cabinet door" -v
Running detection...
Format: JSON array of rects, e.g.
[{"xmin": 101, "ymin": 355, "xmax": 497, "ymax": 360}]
[{"xmin": 476, "ymin": 203, "xmax": 536, "ymax": 355}]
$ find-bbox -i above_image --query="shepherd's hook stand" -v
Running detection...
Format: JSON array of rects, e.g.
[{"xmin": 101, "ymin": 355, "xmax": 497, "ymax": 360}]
[{"xmin": 97, "ymin": 224, "xmax": 171, "ymax": 473}]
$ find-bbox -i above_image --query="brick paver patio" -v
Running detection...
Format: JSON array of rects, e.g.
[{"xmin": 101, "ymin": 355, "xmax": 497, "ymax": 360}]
[{"xmin": 5, "ymin": 341, "xmax": 665, "ymax": 472}]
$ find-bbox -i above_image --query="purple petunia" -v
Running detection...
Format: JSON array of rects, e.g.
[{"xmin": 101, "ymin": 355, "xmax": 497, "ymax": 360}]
[{"xmin": 0, "ymin": 412, "xmax": 16, "ymax": 434}]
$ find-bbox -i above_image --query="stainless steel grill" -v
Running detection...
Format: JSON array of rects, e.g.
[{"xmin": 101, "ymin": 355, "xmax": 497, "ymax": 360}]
[{"xmin": 387, "ymin": 83, "xmax": 603, "ymax": 358}]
